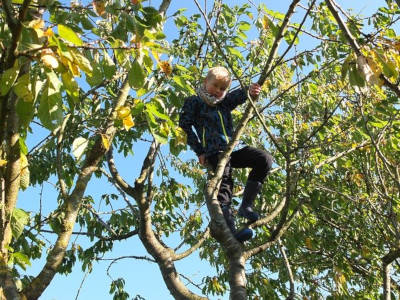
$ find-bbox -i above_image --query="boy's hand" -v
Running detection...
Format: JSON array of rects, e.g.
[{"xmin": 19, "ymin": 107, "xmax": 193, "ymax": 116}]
[
  {"xmin": 198, "ymin": 154, "xmax": 206, "ymax": 166},
  {"xmin": 249, "ymin": 83, "xmax": 261, "ymax": 99}
]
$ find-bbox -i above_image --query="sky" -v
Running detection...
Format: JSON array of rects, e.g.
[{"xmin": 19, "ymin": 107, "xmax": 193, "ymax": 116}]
[{"xmin": 16, "ymin": 0, "xmax": 393, "ymax": 299}]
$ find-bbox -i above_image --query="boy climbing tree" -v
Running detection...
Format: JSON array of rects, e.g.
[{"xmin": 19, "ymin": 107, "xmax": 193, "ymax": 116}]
[{"xmin": 179, "ymin": 66, "xmax": 273, "ymax": 242}]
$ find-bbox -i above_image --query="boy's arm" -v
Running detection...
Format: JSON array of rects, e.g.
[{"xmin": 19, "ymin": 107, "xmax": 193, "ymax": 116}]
[
  {"xmin": 223, "ymin": 83, "xmax": 261, "ymax": 110},
  {"xmin": 179, "ymin": 98, "xmax": 205, "ymax": 156},
  {"xmin": 223, "ymin": 87, "xmax": 248, "ymax": 110}
]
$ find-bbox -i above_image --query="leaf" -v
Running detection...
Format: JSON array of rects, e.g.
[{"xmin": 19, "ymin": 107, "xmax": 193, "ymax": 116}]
[
  {"xmin": 58, "ymin": 24, "xmax": 83, "ymax": 46},
  {"xmin": 11, "ymin": 208, "xmax": 30, "ymax": 239},
  {"xmin": 227, "ymin": 47, "xmax": 243, "ymax": 60},
  {"xmin": 305, "ymin": 237, "xmax": 313, "ymax": 250},
  {"xmin": 12, "ymin": 252, "xmax": 31, "ymax": 270},
  {"xmin": 37, "ymin": 77, "xmax": 63, "ymax": 130},
  {"xmin": 349, "ymin": 64, "xmax": 365, "ymax": 87},
  {"xmin": 70, "ymin": 49, "xmax": 93, "ymax": 75},
  {"xmin": 72, "ymin": 137, "xmax": 89, "ymax": 161},
  {"xmin": 159, "ymin": 61, "xmax": 172, "ymax": 76},
  {"xmin": 0, "ymin": 63, "xmax": 20, "ymax": 96},
  {"xmin": 101, "ymin": 134, "xmax": 110, "ymax": 150},
  {"xmin": 122, "ymin": 115, "xmax": 135, "ymax": 130},
  {"xmin": 0, "ymin": 160, "xmax": 7, "ymax": 167},
  {"xmin": 93, "ymin": 0, "xmax": 106, "ymax": 16},
  {"xmin": 238, "ymin": 21, "xmax": 251, "ymax": 31},
  {"xmin": 117, "ymin": 106, "xmax": 131, "ymax": 119},
  {"xmin": 13, "ymin": 73, "xmax": 33, "ymax": 102},
  {"xmin": 41, "ymin": 54, "xmax": 59, "ymax": 69},
  {"xmin": 61, "ymin": 71, "xmax": 79, "ymax": 105},
  {"xmin": 102, "ymin": 51, "xmax": 116, "ymax": 79},
  {"xmin": 128, "ymin": 60, "xmax": 146, "ymax": 89}
]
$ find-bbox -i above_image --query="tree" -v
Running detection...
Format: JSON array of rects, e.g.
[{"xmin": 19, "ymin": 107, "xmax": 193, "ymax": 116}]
[{"xmin": 0, "ymin": 0, "xmax": 400, "ymax": 299}]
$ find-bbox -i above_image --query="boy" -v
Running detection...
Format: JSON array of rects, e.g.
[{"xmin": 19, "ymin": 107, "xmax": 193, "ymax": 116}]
[{"xmin": 179, "ymin": 66, "xmax": 273, "ymax": 242}]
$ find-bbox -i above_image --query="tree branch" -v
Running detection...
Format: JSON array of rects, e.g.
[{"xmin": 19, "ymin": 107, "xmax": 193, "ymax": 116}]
[
  {"xmin": 326, "ymin": 0, "xmax": 400, "ymax": 98},
  {"xmin": 173, "ymin": 227, "xmax": 210, "ymax": 261},
  {"xmin": 278, "ymin": 239, "xmax": 295, "ymax": 300},
  {"xmin": 23, "ymin": 77, "xmax": 132, "ymax": 300},
  {"xmin": 158, "ymin": 0, "xmax": 172, "ymax": 16},
  {"xmin": 257, "ymin": 0, "xmax": 301, "ymax": 85}
]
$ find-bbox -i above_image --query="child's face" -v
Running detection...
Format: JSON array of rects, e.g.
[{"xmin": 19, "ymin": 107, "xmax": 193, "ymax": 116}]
[{"xmin": 204, "ymin": 77, "xmax": 230, "ymax": 99}]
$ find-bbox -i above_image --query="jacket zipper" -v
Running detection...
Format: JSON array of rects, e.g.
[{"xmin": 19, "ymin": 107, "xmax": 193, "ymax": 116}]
[
  {"xmin": 202, "ymin": 127, "xmax": 206, "ymax": 148},
  {"xmin": 217, "ymin": 110, "xmax": 230, "ymax": 143}
]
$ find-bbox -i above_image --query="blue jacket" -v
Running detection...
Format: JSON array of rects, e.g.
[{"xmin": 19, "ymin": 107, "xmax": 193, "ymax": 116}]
[{"xmin": 179, "ymin": 88, "xmax": 248, "ymax": 158}]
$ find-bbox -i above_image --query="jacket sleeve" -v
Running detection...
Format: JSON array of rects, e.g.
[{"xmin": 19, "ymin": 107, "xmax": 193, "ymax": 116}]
[
  {"xmin": 179, "ymin": 97, "xmax": 205, "ymax": 156},
  {"xmin": 222, "ymin": 87, "xmax": 248, "ymax": 111}
]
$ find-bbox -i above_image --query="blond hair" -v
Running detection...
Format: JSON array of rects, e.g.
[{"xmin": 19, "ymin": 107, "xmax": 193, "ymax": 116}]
[{"xmin": 205, "ymin": 66, "xmax": 231, "ymax": 83}]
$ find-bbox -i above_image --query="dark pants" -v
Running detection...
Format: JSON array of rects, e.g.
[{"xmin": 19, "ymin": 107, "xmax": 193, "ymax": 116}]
[{"xmin": 207, "ymin": 146, "xmax": 273, "ymax": 207}]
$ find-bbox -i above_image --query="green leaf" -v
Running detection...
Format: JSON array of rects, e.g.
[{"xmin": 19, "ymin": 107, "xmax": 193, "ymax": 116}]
[
  {"xmin": 341, "ymin": 55, "xmax": 352, "ymax": 81},
  {"xmin": 11, "ymin": 208, "xmax": 30, "ymax": 240},
  {"xmin": 102, "ymin": 51, "xmax": 116, "ymax": 79},
  {"xmin": 61, "ymin": 72, "xmax": 80, "ymax": 106},
  {"xmin": 58, "ymin": 24, "xmax": 83, "ymax": 46},
  {"xmin": 70, "ymin": 49, "xmax": 93, "ymax": 75},
  {"xmin": 349, "ymin": 64, "xmax": 365, "ymax": 87},
  {"xmin": 16, "ymin": 97, "xmax": 35, "ymax": 129},
  {"xmin": 128, "ymin": 60, "xmax": 146, "ymax": 89},
  {"xmin": 12, "ymin": 252, "xmax": 31, "ymax": 270},
  {"xmin": 238, "ymin": 21, "xmax": 251, "ymax": 31},
  {"xmin": 72, "ymin": 137, "xmax": 89, "ymax": 161},
  {"xmin": 227, "ymin": 47, "xmax": 243, "ymax": 60},
  {"xmin": 37, "ymin": 72, "xmax": 63, "ymax": 130},
  {"xmin": 13, "ymin": 73, "xmax": 33, "ymax": 102},
  {"xmin": 172, "ymin": 75, "xmax": 189, "ymax": 89},
  {"xmin": 0, "ymin": 63, "xmax": 20, "ymax": 96}
]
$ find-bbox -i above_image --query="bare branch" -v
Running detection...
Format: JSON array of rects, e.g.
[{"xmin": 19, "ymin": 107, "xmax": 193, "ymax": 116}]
[
  {"xmin": 278, "ymin": 239, "xmax": 295, "ymax": 300},
  {"xmin": 173, "ymin": 227, "xmax": 210, "ymax": 261},
  {"xmin": 257, "ymin": 0, "xmax": 301, "ymax": 86}
]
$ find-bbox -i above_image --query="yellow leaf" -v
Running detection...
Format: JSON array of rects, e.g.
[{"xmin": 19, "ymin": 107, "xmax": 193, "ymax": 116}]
[
  {"xmin": 101, "ymin": 134, "xmax": 110, "ymax": 150},
  {"xmin": 174, "ymin": 127, "xmax": 186, "ymax": 146},
  {"xmin": 152, "ymin": 51, "xmax": 160, "ymax": 64},
  {"xmin": 28, "ymin": 19, "xmax": 45, "ymax": 29},
  {"xmin": 0, "ymin": 159, "xmax": 7, "ymax": 167},
  {"xmin": 117, "ymin": 106, "xmax": 131, "ymax": 119},
  {"xmin": 70, "ymin": 49, "xmax": 92, "ymax": 75},
  {"xmin": 159, "ymin": 61, "xmax": 172, "ymax": 76},
  {"xmin": 93, "ymin": 0, "xmax": 106, "ymax": 16},
  {"xmin": 44, "ymin": 27, "xmax": 54, "ymax": 37},
  {"xmin": 262, "ymin": 15, "xmax": 269, "ymax": 30},
  {"xmin": 123, "ymin": 115, "xmax": 135, "ymax": 131},
  {"xmin": 305, "ymin": 237, "xmax": 313, "ymax": 250},
  {"xmin": 41, "ymin": 54, "xmax": 59, "ymax": 69}
]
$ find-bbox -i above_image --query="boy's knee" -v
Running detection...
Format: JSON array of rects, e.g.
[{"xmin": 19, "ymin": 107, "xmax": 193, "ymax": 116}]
[{"xmin": 260, "ymin": 151, "xmax": 273, "ymax": 173}]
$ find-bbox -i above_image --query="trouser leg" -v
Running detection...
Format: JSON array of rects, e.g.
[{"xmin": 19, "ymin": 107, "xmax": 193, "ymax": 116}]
[{"xmin": 231, "ymin": 146, "xmax": 273, "ymax": 223}]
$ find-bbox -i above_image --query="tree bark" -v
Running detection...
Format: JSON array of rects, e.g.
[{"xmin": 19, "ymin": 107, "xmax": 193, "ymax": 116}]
[
  {"xmin": 382, "ymin": 249, "xmax": 400, "ymax": 300},
  {"xmin": 383, "ymin": 262, "xmax": 392, "ymax": 300}
]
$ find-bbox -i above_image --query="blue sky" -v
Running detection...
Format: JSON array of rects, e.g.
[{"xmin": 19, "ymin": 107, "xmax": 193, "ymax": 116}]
[{"xmin": 17, "ymin": 0, "xmax": 392, "ymax": 299}]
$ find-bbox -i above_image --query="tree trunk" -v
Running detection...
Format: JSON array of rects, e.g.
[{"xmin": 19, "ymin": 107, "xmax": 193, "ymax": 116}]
[{"xmin": 383, "ymin": 262, "xmax": 391, "ymax": 300}]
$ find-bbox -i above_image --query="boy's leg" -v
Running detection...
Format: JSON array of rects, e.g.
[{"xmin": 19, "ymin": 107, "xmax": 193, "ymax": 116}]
[
  {"xmin": 206, "ymin": 154, "xmax": 253, "ymax": 242},
  {"xmin": 206, "ymin": 153, "xmax": 233, "ymax": 208},
  {"xmin": 231, "ymin": 146, "xmax": 273, "ymax": 223}
]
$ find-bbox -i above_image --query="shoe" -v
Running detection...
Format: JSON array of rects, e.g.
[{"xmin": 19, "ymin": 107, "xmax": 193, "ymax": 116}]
[
  {"xmin": 234, "ymin": 228, "xmax": 253, "ymax": 242},
  {"xmin": 221, "ymin": 206, "xmax": 253, "ymax": 242},
  {"xmin": 238, "ymin": 180, "xmax": 262, "ymax": 223}
]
